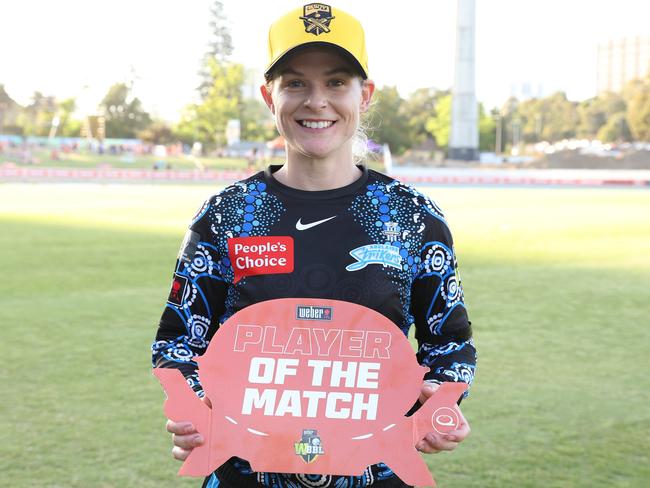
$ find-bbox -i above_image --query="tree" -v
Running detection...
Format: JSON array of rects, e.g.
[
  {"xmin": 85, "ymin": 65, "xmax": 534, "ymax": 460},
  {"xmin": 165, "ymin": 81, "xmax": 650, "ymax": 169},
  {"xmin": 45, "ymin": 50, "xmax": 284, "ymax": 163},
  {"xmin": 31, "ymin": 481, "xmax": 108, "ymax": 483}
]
[
  {"xmin": 19, "ymin": 91, "xmax": 57, "ymax": 136},
  {"xmin": 138, "ymin": 120, "xmax": 175, "ymax": 145},
  {"xmin": 198, "ymin": 1, "xmax": 234, "ymax": 100},
  {"xmin": 577, "ymin": 92, "xmax": 626, "ymax": 139},
  {"xmin": 16, "ymin": 94, "xmax": 81, "ymax": 138},
  {"xmin": 402, "ymin": 88, "xmax": 447, "ymax": 146},
  {"xmin": 99, "ymin": 83, "xmax": 152, "ymax": 139},
  {"xmin": 369, "ymin": 86, "xmax": 411, "ymax": 154},
  {"xmin": 174, "ymin": 104, "xmax": 201, "ymax": 145},
  {"xmin": 58, "ymin": 98, "xmax": 81, "ymax": 137},
  {"xmin": 624, "ymin": 77, "xmax": 650, "ymax": 141},
  {"xmin": 540, "ymin": 92, "xmax": 579, "ymax": 141},
  {"xmin": 478, "ymin": 104, "xmax": 496, "ymax": 152},
  {"xmin": 516, "ymin": 97, "xmax": 545, "ymax": 142},
  {"xmin": 425, "ymin": 94, "xmax": 452, "ymax": 149},
  {"xmin": 239, "ymin": 97, "xmax": 277, "ymax": 142},
  {"xmin": 514, "ymin": 92, "xmax": 579, "ymax": 143},
  {"xmin": 0, "ymin": 84, "xmax": 23, "ymax": 135},
  {"xmin": 179, "ymin": 2, "xmax": 265, "ymax": 150},
  {"xmin": 597, "ymin": 112, "xmax": 632, "ymax": 142},
  {"xmin": 495, "ymin": 97, "xmax": 519, "ymax": 153},
  {"xmin": 177, "ymin": 59, "xmax": 244, "ymax": 148}
]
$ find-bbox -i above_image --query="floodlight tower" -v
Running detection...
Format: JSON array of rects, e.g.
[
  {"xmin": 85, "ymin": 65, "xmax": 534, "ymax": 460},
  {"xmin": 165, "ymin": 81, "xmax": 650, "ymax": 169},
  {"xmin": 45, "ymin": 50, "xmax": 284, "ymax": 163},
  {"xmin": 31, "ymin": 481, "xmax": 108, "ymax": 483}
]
[{"xmin": 448, "ymin": 0, "xmax": 479, "ymax": 161}]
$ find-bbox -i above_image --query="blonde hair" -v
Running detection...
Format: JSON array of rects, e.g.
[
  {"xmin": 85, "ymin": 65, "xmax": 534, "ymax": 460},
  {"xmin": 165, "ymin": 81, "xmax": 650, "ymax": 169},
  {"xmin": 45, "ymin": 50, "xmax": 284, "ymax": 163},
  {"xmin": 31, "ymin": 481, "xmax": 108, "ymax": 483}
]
[{"xmin": 352, "ymin": 119, "xmax": 370, "ymax": 165}]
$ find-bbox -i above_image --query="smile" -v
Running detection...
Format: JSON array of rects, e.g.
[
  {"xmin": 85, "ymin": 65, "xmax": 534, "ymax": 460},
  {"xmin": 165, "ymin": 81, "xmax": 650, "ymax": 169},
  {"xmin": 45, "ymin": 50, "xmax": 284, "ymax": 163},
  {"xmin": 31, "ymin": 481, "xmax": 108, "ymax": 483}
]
[{"xmin": 298, "ymin": 120, "xmax": 335, "ymax": 129}]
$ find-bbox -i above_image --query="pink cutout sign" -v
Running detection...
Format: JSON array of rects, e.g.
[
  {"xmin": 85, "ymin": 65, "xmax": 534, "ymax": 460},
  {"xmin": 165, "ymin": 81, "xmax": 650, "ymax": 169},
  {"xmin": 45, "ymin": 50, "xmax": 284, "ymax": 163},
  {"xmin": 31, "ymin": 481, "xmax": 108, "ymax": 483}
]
[{"xmin": 154, "ymin": 298, "xmax": 467, "ymax": 487}]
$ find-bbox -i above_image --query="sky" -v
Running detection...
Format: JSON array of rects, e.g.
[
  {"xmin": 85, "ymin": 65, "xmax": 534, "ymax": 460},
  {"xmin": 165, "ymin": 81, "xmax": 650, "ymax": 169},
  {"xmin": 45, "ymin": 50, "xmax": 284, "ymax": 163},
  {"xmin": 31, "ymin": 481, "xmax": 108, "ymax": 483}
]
[{"xmin": 1, "ymin": 0, "xmax": 649, "ymax": 121}]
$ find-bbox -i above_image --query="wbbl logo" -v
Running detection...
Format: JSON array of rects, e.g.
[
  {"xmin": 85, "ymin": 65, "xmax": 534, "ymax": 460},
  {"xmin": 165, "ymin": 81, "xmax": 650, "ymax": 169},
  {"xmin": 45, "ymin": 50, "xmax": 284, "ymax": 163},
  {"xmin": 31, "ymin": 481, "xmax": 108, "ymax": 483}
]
[
  {"xmin": 296, "ymin": 305, "xmax": 332, "ymax": 321},
  {"xmin": 294, "ymin": 429, "xmax": 324, "ymax": 463}
]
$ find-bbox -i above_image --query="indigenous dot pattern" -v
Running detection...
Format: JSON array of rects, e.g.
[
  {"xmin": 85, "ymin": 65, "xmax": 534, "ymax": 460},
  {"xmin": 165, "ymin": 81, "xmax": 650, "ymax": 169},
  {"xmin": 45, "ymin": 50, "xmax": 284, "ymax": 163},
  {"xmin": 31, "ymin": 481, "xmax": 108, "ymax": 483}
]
[
  {"xmin": 349, "ymin": 179, "xmax": 431, "ymax": 335},
  {"xmin": 417, "ymin": 240, "xmax": 466, "ymax": 335},
  {"xmin": 154, "ymin": 170, "xmax": 476, "ymax": 487},
  {"xmin": 151, "ymin": 178, "xmax": 284, "ymax": 387},
  {"xmin": 418, "ymin": 338, "xmax": 475, "ymax": 361},
  {"xmin": 252, "ymin": 462, "xmax": 393, "ymax": 488},
  {"xmin": 435, "ymin": 361, "xmax": 476, "ymax": 385},
  {"xmin": 206, "ymin": 179, "xmax": 285, "ymax": 323}
]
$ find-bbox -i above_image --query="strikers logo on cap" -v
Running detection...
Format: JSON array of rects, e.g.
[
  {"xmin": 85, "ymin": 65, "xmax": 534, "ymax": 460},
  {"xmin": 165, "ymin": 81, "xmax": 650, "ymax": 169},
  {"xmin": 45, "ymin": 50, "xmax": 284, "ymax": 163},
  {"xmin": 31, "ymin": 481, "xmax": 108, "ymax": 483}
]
[{"xmin": 300, "ymin": 3, "xmax": 334, "ymax": 36}]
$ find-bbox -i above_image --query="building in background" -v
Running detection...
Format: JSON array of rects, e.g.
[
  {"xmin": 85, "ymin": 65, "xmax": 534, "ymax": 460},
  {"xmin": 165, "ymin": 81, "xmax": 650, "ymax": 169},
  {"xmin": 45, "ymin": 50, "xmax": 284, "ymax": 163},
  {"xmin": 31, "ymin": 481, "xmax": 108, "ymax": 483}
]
[
  {"xmin": 509, "ymin": 81, "xmax": 545, "ymax": 101},
  {"xmin": 597, "ymin": 36, "xmax": 650, "ymax": 93}
]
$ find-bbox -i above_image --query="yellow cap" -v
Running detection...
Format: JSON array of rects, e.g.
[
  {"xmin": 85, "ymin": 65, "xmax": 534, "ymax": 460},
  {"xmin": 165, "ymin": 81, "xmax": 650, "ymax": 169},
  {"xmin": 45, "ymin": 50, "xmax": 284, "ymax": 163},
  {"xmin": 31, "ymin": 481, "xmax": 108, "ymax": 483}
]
[{"xmin": 266, "ymin": 3, "xmax": 369, "ymax": 79}]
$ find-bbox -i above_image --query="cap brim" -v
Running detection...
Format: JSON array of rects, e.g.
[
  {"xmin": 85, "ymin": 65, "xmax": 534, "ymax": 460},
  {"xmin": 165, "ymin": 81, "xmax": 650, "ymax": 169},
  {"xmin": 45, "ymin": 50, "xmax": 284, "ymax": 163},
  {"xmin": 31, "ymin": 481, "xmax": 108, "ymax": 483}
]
[{"xmin": 264, "ymin": 42, "xmax": 368, "ymax": 80}]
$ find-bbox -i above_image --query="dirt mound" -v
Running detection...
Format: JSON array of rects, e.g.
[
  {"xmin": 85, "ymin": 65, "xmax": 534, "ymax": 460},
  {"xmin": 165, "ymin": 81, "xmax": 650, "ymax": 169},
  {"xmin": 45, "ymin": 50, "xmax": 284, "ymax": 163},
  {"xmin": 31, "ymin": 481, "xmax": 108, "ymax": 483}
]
[{"xmin": 527, "ymin": 149, "xmax": 650, "ymax": 170}]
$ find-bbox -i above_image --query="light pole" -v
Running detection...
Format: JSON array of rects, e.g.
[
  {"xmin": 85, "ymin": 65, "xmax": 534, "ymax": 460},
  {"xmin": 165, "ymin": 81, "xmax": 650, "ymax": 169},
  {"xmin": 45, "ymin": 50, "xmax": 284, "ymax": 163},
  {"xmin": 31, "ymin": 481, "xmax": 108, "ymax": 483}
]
[
  {"xmin": 449, "ymin": 0, "xmax": 479, "ymax": 161},
  {"xmin": 495, "ymin": 112, "xmax": 502, "ymax": 154},
  {"xmin": 511, "ymin": 118, "xmax": 521, "ymax": 156},
  {"xmin": 0, "ymin": 101, "xmax": 6, "ymax": 135}
]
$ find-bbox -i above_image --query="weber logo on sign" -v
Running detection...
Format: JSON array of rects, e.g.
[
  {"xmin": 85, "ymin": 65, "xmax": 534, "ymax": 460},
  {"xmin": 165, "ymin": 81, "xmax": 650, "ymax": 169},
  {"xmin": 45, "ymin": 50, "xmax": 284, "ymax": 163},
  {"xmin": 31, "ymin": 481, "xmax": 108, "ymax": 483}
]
[{"xmin": 296, "ymin": 305, "xmax": 332, "ymax": 321}]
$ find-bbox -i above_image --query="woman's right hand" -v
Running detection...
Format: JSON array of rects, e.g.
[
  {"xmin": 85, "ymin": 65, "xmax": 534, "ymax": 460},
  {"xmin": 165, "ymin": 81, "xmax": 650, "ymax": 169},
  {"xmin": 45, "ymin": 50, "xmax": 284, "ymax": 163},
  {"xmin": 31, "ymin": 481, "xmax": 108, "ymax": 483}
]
[{"xmin": 166, "ymin": 396, "xmax": 211, "ymax": 461}]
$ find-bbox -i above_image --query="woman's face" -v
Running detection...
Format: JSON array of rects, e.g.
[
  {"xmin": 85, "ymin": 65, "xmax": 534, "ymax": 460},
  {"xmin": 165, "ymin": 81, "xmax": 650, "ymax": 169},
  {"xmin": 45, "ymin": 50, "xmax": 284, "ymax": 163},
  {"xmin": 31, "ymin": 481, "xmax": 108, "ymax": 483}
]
[{"xmin": 261, "ymin": 47, "xmax": 374, "ymax": 162}]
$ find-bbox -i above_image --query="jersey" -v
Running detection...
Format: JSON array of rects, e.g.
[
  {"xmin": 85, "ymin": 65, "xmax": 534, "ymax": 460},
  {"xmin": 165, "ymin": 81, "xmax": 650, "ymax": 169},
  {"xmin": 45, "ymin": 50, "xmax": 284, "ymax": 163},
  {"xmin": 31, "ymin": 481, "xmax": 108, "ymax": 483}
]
[{"xmin": 152, "ymin": 165, "xmax": 477, "ymax": 488}]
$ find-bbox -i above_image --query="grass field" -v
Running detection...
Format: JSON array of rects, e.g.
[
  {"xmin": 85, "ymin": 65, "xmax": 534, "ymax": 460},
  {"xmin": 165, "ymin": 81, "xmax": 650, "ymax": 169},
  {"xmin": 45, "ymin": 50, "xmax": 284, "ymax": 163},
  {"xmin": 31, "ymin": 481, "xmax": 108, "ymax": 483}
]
[
  {"xmin": 1, "ymin": 147, "xmax": 385, "ymax": 172},
  {"xmin": 1, "ymin": 183, "xmax": 649, "ymax": 488},
  {"xmin": 2, "ymin": 147, "xmax": 256, "ymax": 170}
]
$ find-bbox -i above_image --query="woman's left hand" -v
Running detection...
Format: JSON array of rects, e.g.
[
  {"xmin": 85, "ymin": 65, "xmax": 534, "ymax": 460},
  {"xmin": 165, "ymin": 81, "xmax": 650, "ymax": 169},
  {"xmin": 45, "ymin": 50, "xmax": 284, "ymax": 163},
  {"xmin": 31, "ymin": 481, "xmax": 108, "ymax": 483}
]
[{"xmin": 415, "ymin": 383, "xmax": 471, "ymax": 454}]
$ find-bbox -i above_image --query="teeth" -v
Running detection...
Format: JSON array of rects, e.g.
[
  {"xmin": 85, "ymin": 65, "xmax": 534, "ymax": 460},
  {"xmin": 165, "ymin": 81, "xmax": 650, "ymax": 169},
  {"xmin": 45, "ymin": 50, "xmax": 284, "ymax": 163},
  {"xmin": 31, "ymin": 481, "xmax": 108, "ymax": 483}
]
[{"xmin": 300, "ymin": 120, "xmax": 333, "ymax": 129}]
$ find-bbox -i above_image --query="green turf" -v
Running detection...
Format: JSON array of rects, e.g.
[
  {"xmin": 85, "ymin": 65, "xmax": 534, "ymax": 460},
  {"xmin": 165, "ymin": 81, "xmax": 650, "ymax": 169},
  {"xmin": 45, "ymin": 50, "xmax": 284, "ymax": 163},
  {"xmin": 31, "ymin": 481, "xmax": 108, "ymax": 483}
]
[
  {"xmin": 1, "ymin": 183, "xmax": 649, "ymax": 487},
  {"xmin": 2, "ymin": 147, "xmax": 257, "ymax": 170},
  {"xmin": 1, "ymin": 147, "xmax": 386, "ymax": 173}
]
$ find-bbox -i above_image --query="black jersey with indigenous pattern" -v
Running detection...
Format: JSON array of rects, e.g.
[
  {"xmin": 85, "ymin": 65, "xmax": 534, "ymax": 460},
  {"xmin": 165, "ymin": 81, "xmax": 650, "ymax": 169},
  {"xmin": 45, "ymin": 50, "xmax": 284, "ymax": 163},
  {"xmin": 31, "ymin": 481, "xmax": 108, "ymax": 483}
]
[{"xmin": 152, "ymin": 166, "xmax": 477, "ymax": 488}]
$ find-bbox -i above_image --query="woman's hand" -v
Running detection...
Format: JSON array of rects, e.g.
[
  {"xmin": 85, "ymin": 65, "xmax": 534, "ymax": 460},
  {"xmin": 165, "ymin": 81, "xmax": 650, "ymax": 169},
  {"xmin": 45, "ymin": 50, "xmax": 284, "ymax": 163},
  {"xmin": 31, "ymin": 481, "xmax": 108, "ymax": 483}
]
[
  {"xmin": 166, "ymin": 396, "xmax": 211, "ymax": 461},
  {"xmin": 415, "ymin": 383, "xmax": 471, "ymax": 454}
]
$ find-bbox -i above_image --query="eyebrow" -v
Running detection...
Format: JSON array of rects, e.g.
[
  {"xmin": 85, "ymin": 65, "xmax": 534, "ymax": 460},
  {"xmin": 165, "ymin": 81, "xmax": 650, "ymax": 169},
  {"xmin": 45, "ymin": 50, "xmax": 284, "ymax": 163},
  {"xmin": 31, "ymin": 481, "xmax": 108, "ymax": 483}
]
[
  {"xmin": 277, "ymin": 68, "xmax": 303, "ymax": 77},
  {"xmin": 277, "ymin": 66, "xmax": 355, "ymax": 77},
  {"xmin": 324, "ymin": 67, "xmax": 355, "ymax": 76}
]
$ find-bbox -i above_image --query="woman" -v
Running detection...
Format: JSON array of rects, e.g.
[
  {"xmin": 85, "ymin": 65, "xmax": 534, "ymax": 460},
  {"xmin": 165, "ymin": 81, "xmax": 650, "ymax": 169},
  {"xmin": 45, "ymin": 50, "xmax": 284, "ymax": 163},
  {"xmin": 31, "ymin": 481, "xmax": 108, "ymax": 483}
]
[{"xmin": 152, "ymin": 4, "xmax": 476, "ymax": 487}]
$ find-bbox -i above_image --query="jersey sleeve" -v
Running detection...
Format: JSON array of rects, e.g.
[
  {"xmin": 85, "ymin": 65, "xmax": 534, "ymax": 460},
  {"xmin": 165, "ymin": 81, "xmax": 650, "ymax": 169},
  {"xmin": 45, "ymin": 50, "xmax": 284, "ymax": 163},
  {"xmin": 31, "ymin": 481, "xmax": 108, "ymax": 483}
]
[
  {"xmin": 151, "ymin": 196, "xmax": 229, "ymax": 397},
  {"xmin": 409, "ymin": 206, "xmax": 477, "ymax": 397}
]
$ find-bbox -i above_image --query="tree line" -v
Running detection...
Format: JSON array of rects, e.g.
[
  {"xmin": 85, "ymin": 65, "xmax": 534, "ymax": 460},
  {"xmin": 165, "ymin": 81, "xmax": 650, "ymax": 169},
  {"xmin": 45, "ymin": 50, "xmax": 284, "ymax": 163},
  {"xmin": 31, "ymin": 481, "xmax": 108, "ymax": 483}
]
[
  {"xmin": 3, "ymin": 71, "xmax": 648, "ymax": 155},
  {"xmin": 495, "ymin": 79, "xmax": 650, "ymax": 150},
  {"xmin": 1, "ymin": 0, "xmax": 648, "ymax": 155},
  {"xmin": 0, "ymin": 74, "xmax": 276, "ymax": 145}
]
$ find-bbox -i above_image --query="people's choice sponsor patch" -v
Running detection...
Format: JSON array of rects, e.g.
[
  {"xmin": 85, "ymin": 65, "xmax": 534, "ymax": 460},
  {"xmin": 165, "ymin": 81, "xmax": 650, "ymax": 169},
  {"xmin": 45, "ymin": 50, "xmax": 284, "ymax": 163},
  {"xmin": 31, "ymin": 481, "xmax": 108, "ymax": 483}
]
[{"xmin": 228, "ymin": 236, "xmax": 294, "ymax": 283}]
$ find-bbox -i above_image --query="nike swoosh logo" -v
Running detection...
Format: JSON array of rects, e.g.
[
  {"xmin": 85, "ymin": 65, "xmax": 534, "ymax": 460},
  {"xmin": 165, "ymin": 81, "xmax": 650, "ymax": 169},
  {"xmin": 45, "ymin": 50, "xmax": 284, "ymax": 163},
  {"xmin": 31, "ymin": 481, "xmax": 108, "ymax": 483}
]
[{"xmin": 295, "ymin": 216, "xmax": 337, "ymax": 231}]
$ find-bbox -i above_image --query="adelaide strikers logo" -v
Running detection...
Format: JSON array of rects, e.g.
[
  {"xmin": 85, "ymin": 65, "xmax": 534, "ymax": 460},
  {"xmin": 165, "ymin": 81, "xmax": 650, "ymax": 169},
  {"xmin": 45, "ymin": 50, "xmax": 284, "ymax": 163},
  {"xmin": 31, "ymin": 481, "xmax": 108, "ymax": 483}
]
[
  {"xmin": 300, "ymin": 3, "xmax": 334, "ymax": 36},
  {"xmin": 294, "ymin": 429, "xmax": 324, "ymax": 463}
]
